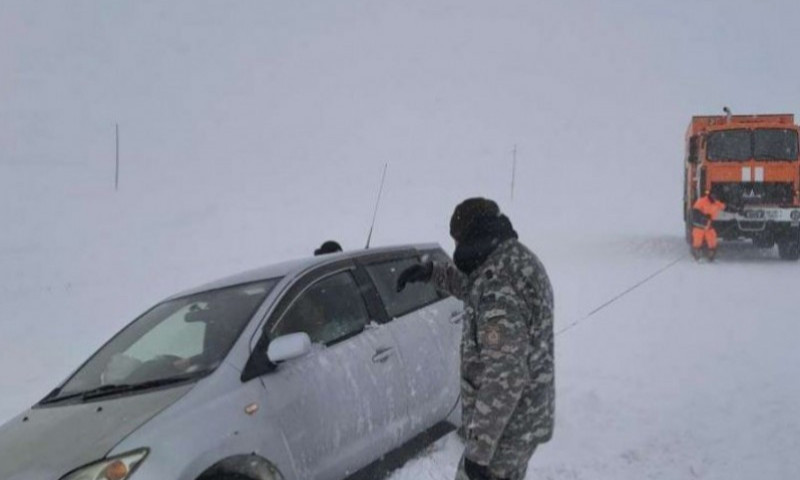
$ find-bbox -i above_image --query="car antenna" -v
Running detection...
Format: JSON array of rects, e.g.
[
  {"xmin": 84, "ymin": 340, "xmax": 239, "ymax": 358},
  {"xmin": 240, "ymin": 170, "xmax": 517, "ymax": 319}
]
[{"xmin": 365, "ymin": 163, "xmax": 388, "ymax": 249}]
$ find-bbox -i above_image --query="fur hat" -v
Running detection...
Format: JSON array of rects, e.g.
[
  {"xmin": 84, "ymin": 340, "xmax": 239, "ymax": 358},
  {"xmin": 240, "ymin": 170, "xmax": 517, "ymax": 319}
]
[{"xmin": 449, "ymin": 197, "xmax": 500, "ymax": 242}]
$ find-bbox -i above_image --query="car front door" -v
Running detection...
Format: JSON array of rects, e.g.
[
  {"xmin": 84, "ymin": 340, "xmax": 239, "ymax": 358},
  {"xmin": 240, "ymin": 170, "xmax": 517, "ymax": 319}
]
[{"xmin": 254, "ymin": 265, "xmax": 408, "ymax": 480}]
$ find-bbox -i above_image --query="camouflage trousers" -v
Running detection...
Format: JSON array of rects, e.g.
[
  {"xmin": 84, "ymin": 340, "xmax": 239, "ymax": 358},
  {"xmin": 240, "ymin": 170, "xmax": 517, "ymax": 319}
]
[{"xmin": 456, "ymin": 381, "xmax": 540, "ymax": 480}]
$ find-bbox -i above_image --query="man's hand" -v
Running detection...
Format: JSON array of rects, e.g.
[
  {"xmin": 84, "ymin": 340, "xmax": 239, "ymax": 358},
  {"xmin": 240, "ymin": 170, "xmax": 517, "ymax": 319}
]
[
  {"xmin": 396, "ymin": 261, "xmax": 433, "ymax": 292},
  {"xmin": 464, "ymin": 458, "xmax": 506, "ymax": 480}
]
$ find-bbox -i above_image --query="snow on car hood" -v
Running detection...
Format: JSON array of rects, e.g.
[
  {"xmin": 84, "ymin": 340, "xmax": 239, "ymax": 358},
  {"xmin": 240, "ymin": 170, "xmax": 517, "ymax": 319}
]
[{"xmin": 0, "ymin": 385, "xmax": 193, "ymax": 480}]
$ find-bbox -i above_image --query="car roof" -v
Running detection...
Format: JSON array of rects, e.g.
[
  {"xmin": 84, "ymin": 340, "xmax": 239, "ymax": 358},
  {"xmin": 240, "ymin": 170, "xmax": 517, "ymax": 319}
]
[{"xmin": 168, "ymin": 242, "xmax": 442, "ymax": 299}]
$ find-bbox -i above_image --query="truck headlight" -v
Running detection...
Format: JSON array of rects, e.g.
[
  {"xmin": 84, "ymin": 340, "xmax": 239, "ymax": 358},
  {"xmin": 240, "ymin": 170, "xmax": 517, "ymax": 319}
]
[{"xmin": 60, "ymin": 448, "xmax": 148, "ymax": 480}]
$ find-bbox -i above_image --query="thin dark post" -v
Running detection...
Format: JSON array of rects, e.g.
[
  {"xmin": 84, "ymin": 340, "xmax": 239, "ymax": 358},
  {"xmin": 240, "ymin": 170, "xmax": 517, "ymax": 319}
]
[
  {"xmin": 511, "ymin": 144, "xmax": 517, "ymax": 201},
  {"xmin": 115, "ymin": 124, "xmax": 120, "ymax": 191}
]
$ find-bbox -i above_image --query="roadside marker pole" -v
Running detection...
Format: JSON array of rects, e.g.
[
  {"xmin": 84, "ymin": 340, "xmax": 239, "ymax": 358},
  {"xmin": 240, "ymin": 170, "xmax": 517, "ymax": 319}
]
[
  {"xmin": 115, "ymin": 123, "xmax": 120, "ymax": 191},
  {"xmin": 510, "ymin": 144, "xmax": 517, "ymax": 202}
]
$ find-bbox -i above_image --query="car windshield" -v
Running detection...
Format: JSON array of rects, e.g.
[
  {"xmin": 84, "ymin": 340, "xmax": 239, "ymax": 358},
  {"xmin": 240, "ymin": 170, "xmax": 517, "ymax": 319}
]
[
  {"xmin": 707, "ymin": 128, "xmax": 799, "ymax": 161},
  {"xmin": 46, "ymin": 279, "xmax": 278, "ymax": 402},
  {"xmin": 754, "ymin": 129, "xmax": 798, "ymax": 160}
]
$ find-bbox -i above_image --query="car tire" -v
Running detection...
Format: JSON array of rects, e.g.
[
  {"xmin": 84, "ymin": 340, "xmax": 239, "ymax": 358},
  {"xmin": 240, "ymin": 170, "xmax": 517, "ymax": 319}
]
[{"xmin": 209, "ymin": 474, "xmax": 252, "ymax": 480}]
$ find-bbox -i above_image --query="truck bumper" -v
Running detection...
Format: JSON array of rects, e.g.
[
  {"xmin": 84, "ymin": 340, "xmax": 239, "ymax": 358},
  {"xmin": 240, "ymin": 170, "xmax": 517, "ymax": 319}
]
[{"xmin": 716, "ymin": 207, "xmax": 800, "ymax": 224}]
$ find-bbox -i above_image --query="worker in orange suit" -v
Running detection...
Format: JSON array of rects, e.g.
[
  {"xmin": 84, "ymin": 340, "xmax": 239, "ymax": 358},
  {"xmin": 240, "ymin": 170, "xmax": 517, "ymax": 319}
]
[{"xmin": 691, "ymin": 190, "xmax": 727, "ymax": 261}]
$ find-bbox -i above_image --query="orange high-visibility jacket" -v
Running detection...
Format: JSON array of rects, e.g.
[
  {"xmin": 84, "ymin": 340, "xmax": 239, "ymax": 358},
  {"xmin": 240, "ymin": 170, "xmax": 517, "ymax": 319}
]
[{"xmin": 692, "ymin": 196, "xmax": 726, "ymax": 227}]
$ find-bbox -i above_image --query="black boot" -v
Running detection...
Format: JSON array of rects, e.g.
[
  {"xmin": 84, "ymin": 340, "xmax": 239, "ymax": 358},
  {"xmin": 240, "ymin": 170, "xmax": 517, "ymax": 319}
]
[{"xmin": 707, "ymin": 249, "xmax": 717, "ymax": 262}]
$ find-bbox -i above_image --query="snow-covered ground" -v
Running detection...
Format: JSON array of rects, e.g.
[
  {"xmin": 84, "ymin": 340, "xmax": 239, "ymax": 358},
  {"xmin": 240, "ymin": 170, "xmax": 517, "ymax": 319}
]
[
  {"xmin": 390, "ymin": 238, "xmax": 800, "ymax": 480},
  {"xmin": 3, "ymin": 1, "xmax": 800, "ymax": 479},
  {"xmin": 3, "ymin": 183, "xmax": 799, "ymax": 479}
]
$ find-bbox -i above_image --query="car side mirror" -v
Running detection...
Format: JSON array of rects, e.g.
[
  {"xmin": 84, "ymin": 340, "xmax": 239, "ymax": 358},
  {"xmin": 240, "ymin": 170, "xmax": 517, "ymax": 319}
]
[{"xmin": 267, "ymin": 332, "xmax": 312, "ymax": 363}]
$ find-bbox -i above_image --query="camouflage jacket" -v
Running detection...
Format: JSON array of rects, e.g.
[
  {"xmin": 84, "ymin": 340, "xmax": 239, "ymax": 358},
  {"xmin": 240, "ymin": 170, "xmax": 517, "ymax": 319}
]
[{"xmin": 431, "ymin": 238, "xmax": 555, "ymax": 468}]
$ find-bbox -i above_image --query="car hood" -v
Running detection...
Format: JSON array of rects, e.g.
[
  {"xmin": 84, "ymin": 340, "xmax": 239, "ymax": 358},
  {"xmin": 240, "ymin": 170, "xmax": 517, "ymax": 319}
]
[{"xmin": 0, "ymin": 384, "xmax": 193, "ymax": 480}]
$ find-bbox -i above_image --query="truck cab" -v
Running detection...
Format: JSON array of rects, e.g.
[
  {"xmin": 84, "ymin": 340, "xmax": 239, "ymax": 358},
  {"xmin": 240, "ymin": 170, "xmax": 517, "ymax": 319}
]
[{"xmin": 684, "ymin": 113, "xmax": 800, "ymax": 260}]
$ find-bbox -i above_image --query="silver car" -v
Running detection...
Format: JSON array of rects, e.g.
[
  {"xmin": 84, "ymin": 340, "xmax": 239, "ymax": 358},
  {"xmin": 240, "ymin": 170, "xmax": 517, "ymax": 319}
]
[{"xmin": 0, "ymin": 244, "xmax": 464, "ymax": 480}]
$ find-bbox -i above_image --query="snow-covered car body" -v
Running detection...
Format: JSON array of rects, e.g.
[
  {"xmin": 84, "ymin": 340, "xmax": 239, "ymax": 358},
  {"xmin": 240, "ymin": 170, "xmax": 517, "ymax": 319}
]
[{"xmin": 0, "ymin": 244, "xmax": 463, "ymax": 480}]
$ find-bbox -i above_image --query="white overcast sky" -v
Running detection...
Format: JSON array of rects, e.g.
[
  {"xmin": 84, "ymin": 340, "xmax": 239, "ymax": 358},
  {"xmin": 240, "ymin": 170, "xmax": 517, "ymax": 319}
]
[{"xmin": 2, "ymin": 0, "xmax": 800, "ymax": 239}]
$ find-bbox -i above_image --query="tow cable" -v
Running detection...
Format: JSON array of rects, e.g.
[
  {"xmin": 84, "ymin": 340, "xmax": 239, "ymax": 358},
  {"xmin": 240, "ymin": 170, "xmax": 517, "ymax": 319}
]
[{"xmin": 555, "ymin": 254, "xmax": 687, "ymax": 337}]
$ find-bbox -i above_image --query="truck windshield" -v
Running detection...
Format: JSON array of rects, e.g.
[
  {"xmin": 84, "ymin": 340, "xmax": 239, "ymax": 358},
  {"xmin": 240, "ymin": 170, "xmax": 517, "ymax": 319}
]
[
  {"xmin": 754, "ymin": 129, "xmax": 798, "ymax": 160},
  {"xmin": 707, "ymin": 129, "xmax": 750, "ymax": 161},
  {"xmin": 44, "ymin": 279, "xmax": 278, "ymax": 403},
  {"xmin": 707, "ymin": 128, "xmax": 798, "ymax": 161}
]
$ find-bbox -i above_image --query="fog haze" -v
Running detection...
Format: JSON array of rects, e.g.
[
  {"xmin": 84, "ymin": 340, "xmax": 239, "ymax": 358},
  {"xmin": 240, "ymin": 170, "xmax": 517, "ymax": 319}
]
[{"xmin": 4, "ymin": 1, "xmax": 800, "ymax": 245}]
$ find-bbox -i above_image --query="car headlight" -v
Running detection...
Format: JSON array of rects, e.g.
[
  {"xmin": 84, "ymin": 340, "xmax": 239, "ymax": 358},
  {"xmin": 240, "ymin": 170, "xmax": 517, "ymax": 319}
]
[{"xmin": 60, "ymin": 448, "xmax": 149, "ymax": 480}]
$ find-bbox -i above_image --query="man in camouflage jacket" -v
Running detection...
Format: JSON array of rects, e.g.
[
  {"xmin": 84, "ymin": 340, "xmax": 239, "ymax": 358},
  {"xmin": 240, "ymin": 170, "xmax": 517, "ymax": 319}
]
[{"xmin": 398, "ymin": 198, "xmax": 555, "ymax": 480}]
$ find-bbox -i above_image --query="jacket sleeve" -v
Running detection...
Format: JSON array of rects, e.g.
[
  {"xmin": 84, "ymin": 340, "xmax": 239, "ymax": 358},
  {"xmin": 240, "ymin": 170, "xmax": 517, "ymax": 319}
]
[
  {"xmin": 529, "ymin": 284, "xmax": 556, "ymax": 442},
  {"xmin": 464, "ymin": 278, "xmax": 531, "ymax": 465},
  {"xmin": 430, "ymin": 260, "xmax": 468, "ymax": 301}
]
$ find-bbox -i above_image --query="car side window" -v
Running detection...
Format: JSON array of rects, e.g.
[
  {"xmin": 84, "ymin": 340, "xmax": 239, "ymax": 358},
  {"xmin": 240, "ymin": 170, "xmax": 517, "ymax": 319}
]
[
  {"xmin": 272, "ymin": 271, "xmax": 369, "ymax": 345},
  {"xmin": 365, "ymin": 258, "xmax": 441, "ymax": 318}
]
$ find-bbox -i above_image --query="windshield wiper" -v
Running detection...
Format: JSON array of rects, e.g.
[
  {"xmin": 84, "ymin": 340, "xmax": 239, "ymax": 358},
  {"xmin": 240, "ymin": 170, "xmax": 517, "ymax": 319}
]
[
  {"xmin": 39, "ymin": 388, "xmax": 84, "ymax": 405},
  {"xmin": 80, "ymin": 372, "xmax": 206, "ymax": 400},
  {"xmin": 40, "ymin": 372, "xmax": 206, "ymax": 404}
]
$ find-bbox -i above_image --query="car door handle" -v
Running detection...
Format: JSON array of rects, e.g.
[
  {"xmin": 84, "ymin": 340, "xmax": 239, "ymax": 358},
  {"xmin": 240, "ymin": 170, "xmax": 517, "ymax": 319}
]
[
  {"xmin": 450, "ymin": 311, "xmax": 465, "ymax": 324},
  {"xmin": 372, "ymin": 347, "xmax": 394, "ymax": 364}
]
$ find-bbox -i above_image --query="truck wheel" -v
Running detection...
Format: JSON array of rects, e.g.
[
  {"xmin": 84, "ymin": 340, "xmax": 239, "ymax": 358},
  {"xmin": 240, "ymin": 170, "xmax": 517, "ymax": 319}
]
[{"xmin": 778, "ymin": 240, "xmax": 800, "ymax": 260}]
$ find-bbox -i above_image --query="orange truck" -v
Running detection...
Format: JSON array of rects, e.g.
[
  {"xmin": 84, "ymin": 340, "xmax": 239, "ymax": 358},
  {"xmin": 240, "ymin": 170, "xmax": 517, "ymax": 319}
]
[{"xmin": 684, "ymin": 112, "xmax": 800, "ymax": 260}]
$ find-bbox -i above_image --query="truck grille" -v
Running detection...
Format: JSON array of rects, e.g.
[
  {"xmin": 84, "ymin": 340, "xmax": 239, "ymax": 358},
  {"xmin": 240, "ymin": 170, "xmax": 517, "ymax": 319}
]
[{"xmin": 711, "ymin": 182, "xmax": 794, "ymax": 206}]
